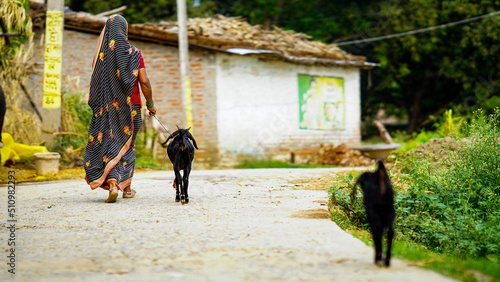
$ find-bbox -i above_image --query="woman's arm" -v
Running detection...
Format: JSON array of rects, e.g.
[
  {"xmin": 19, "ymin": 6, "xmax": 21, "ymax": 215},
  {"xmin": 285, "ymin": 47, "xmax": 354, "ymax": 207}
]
[{"xmin": 138, "ymin": 68, "xmax": 156, "ymax": 116}]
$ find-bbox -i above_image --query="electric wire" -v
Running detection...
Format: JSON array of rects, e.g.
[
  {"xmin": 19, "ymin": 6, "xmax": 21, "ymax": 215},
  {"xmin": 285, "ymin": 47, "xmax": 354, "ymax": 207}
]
[{"xmin": 335, "ymin": 10, "xmax": 500, "ymax": 46}]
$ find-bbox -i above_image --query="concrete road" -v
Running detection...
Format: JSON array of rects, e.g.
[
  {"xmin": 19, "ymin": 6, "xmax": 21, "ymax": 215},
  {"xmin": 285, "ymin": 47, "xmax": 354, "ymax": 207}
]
[{"xmin": 1, "ymin": 168, "xmax": 453, "ymax": 281}]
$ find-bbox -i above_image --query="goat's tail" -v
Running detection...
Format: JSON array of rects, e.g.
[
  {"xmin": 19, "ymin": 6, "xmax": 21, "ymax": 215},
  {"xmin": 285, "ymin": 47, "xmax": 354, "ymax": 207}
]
[
  {"xmin": 377, "ymin": 159, "xmax": 389, "ymax": 196},
  {"xmin": 376, "ymin": 159, "xmax": 387, "ymax": 174}
]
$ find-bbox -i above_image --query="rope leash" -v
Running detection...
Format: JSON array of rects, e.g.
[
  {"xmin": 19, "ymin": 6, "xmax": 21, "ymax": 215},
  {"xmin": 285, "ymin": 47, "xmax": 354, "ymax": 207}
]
[
  {"xmin": 149, "ymin": 114, "xmax": 171, "ymax": 167},
  {"xmin": 151, "ymin": 114, "xmax": 171, "ymax": 135}
]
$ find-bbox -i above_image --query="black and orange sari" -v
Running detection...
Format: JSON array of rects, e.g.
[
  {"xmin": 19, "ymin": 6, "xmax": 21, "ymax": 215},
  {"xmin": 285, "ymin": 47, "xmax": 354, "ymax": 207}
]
[{"xmin": 84, "ymin": 15, "xmax": 141, "ymax": 190}]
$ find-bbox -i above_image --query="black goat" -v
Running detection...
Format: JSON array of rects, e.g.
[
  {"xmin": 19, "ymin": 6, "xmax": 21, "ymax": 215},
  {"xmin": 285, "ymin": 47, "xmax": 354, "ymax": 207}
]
[
  {"xmin": 352, "ymin": 159, "xmax": 395, "ymax": 267},
  {"xmin": 162, "ymin": 126, "xmax": 198, "ymax": 204}
]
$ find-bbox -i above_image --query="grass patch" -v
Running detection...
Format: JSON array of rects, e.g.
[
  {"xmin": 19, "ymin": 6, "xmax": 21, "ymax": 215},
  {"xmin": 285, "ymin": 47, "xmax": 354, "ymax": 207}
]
[
  {"xmin": 135, "ymin": 156, "xmax": 164, "ymax": 170},
  {"xmin": 134, "ymin": 129, "xmax": 165, "ymax": 170},
  {"xmin": 331, "ymin": 109, "xmax": 500, "ymax": 255},
  {"xmin": 329, "ymin": 109, "xmax": 500, "ymax": 280},
  {"xmin": 235, "ymin": 159, "xmax": 337, "ymax": 169},
  {"xmin": 330, "ymin": 209, "xmax": 500, "ymax": 282}
]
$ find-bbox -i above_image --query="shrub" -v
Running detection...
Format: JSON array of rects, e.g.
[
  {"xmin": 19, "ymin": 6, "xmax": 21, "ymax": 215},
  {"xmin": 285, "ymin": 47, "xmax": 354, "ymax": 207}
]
[
  {"xmin": 330, "ymin": 108, "xmax": 500, "ymax": 258},
  {"xmin": 135, "ymin": 129, "xmax": 163, "ymax": 169},
  {"xmin": 393, "ymin": 130, "xmax": 440, "ymax": 152},
  {"xmin": 54, "ymin": 91, "xmax": 92, "ymax": 153}
]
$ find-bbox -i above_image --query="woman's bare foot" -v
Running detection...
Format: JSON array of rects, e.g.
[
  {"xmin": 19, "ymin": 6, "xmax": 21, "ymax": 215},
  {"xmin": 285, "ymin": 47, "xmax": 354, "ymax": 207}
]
[
  {"xmin": 105, "ymin": 183, "xmax": 119, "ymax": 203},
  {"xmin": 123, "ymin": 186, "xmax": 136, "ymax": 198}
]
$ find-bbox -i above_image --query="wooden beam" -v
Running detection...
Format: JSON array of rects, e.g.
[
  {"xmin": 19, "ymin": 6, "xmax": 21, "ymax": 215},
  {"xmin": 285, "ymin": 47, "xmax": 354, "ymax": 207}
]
[
  {"xmin": 19, "ymin": 82, "xmax": 43, "ymax": 122},
  {"xmin": 373, "ymin": 120, "xmax": 394, "ymax": 144},
  {"xmin": 96, "ymin": 5, "xmax": 127, "ymax": 17},
  {"xmin": 0, "ymin": 18, "xmax": 11, "ymax": 46},
  {"xmin": 0, "ymin": 33, "xmax": 22, "ymax": 37}
]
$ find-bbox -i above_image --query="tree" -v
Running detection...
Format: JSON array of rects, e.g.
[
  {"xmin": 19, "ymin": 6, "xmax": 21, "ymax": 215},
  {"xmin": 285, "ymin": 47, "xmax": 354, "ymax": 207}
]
[
  {"xmin": 361, "ymin": 0, "xmax": 500, "ymax": 132},
  {"xmin": 65, "ymin": 0, "xmax": 500, "ymax": 133},
  {"xmin": 65, "ymin": 0, "xmax": 217, "ymax": 23}
]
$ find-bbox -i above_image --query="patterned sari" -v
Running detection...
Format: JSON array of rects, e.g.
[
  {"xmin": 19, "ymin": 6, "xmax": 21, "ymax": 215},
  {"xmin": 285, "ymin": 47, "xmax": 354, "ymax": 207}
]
[{"xmin": 84, "ymin": 15, "xmax": 141, "ymax": 190}]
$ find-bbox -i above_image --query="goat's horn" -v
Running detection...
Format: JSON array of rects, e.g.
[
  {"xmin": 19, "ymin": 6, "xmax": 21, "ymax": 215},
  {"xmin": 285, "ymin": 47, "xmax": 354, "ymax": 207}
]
[
  {"xmin": 176, "ymin": 125, "xmax": 180, "ymax": 130},
  {"xmin": 187, "ymin": 127, "xmax": 191, "ymax": 131}
]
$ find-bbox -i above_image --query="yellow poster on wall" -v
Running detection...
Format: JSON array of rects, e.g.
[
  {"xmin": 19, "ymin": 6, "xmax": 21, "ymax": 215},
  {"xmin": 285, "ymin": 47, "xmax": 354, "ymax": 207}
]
[
  {"xmin": 185, "ymin": 76, "xmax": 193, "ymax": 130},
  {"xmin": 42, "ymin": 10, "xmax": 64, "ymax": 109}
]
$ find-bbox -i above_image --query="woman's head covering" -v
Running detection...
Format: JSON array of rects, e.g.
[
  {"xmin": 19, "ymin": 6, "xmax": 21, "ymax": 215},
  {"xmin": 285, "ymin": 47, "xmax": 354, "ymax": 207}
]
[
  {"xmin": 85, "ymin": 14, "xmax": 141, "ymax": 189},
  {"xmin": 90, "ymin": 14, "xmax": 140, "ymax": 104}
]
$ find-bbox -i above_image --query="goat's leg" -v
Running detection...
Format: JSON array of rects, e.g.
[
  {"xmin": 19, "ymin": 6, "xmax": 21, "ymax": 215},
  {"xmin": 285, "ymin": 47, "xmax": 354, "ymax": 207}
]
[
  {"xmin": 177, "ymin": 169, "xmax": 186, "ymax": 204},
  {"xmin": 174, "ymin": 169, "xmax": 182, "ymax": 202},
  {"xmin": 183, "ymin": 168, "xmax": 190, "ymax": 204},
  {"xmin": 369, "ymin": 218, "xmax": 383, "ymax": 266},
  {"xmin": 180, "ymin": 169, "xmax": 188, "ymax": 204},
  {"xmin": 372, "ymin": 228, "xmax": 383, "ymax": 266},
  {"xmin": 175, "ymin": 182, "xmax": 180, "ymax": 202},
  {"xmin": 385, "ymin": 225, "xmax": 394, "ymax": 267}
]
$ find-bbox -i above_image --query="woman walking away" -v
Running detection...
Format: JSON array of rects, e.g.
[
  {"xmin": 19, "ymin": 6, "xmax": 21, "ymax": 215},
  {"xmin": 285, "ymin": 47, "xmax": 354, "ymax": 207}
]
[{"xmin": 84, "ymin": 14, "xmax": 156, "ymax": 203}]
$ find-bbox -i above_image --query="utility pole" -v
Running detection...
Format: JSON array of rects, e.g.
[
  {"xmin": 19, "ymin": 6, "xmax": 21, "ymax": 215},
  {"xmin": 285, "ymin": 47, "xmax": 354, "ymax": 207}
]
[
  {"xmin": 176, "ymin": 0, "xmax": 193, "ymax": 129},
  {"xmin": 41, "ymin": 0, "xmax": 64, "ymax": 147}
]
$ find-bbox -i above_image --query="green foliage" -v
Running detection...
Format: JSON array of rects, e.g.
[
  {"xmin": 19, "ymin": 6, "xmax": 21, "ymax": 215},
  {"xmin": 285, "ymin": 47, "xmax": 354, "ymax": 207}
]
[
  {"xmin": 64, "ymin": 0, "xmax": 500, "ymax": 133},
  {"xmin": 432, "ymin": 109, "xmax": 465, "ymax": 138},
  {"xmin": 63, "ymin": 92, "xmax": 93, "ymax": 136},
  {"xmin": 393, "ymin": 129, "xmax": 440, "ymax": 152},
  {"xmin": 65, "ymin": 0, "xmax": 217, "ymax": 23},
  {"xmin": 53, "ymin": 91, "xmax": 92, "ymax": 152},
  {"xmin": 135, "ymin": 155, "xmax": 163, "ymax": 169},
  {"xmin": 0, "ymin": 0, "xmax": 33, "ymax": 68},
  {"xmin": 335, "ymin": 227, "xmax": 500, "ymax": 281},
  {"xmin": 392, "ymin": 109, "xmax": 465, "ymax": 152},
  {"xmin": 329, "ymin": 170, "xmax": 368, "ymax": 227},
  {"xmin": 221, "ymin": 0, "xmax": 500, "ymax": 134},
  {"xmin": 330, "ymin": 108, "xmax": 500, "ymax": 258},
  {"xmin": 134, "ymin": 129, "xmax": 164, "ymax": 169},
  {"xmin": 366, "ymin": 0, "xmax": 500, "ymax": 132},
  {"xmin": 55, "ymin": 93, "xmax": 165, "ymax": 169}
]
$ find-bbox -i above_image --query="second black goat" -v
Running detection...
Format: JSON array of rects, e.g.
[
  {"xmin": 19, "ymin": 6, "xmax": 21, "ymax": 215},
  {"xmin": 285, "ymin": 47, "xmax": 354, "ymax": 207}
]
[
  {"xmin": 352, "ymin": 159, "xmax": 395, "ymax": 267},
  {"xmin": 162, "ymin": 126, "xmax": 198, "ymax": 204}
]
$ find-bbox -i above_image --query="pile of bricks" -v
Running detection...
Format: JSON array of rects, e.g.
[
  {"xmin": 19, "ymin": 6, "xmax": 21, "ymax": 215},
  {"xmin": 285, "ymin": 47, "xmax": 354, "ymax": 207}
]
[{"xmin": 313, "ymin": 144, "xmax": 373, "ymax": 166}]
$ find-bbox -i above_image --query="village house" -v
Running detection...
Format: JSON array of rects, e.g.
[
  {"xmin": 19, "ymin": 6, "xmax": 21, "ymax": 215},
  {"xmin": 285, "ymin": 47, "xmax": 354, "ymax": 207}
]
[{"xmin": 29, "ymin": 2, "xmax": 376, "ymax": 168}]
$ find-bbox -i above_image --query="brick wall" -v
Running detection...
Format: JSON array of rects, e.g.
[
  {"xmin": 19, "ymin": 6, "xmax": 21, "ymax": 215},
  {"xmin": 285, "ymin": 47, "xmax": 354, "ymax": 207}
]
[
  {"xmin": 129, "ymin": 41, "xmax": 219, "ymax": 168},
  {"xmin": 30, "ymin": 30, "xmax": 99, "ymax": 108},
  {"xmin": 30, "ymin": 28, "xmax": 362, "ymax": 168},
  {"xmin": 31, "ymin": 29, "xmax": 219, "ymax": 168}
]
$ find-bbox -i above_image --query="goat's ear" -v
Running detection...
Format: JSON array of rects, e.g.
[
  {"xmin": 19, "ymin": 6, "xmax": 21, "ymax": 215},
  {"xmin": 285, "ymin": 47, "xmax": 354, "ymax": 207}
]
[
  {"xmin": 186, "ymin": 132, "xmax": 198, "ymax": 150},
  {"xmin": 161, "ymin": 134, "xmax": 174, "ymax": 146}
]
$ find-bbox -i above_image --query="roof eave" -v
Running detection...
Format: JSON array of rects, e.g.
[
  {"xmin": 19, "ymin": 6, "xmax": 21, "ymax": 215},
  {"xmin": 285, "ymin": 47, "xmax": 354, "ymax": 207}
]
[
  {"xmin": 58, "ymin": 10, "xmax": 375, "ymax": 68},
  {"xmin": 225, "ymin": 48, "xmax": 378, "ymax": 69}
]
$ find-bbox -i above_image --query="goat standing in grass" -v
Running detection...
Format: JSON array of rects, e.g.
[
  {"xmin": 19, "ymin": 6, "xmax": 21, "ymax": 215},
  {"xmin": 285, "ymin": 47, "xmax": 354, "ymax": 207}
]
[
  {"xmin": 352, "ymin": 159, "xmax": 395, "ymax": 267},
  {"xmin": 162, "ymin": 126, "xmax": 198, "ymax": 204}
]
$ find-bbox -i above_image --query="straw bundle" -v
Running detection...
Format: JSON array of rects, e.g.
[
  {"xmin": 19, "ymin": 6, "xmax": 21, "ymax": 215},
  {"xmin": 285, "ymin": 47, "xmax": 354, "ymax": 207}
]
[{"xmin": 1, "ymin": 0, "xmax": 41, "ymax": 145}]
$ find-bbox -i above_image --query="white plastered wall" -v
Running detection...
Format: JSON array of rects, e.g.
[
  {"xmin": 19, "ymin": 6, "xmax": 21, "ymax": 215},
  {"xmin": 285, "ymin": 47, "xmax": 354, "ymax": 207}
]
[{"xmin": 215, "ymin": 54, "xmax": 361, "ymax": 156}]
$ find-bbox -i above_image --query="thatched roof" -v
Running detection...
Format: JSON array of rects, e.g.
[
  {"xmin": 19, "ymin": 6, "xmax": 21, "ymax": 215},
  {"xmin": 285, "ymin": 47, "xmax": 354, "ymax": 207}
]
[{"xmin": 29, "ymin": 1, "xmax": 375, "ymax": 68}]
